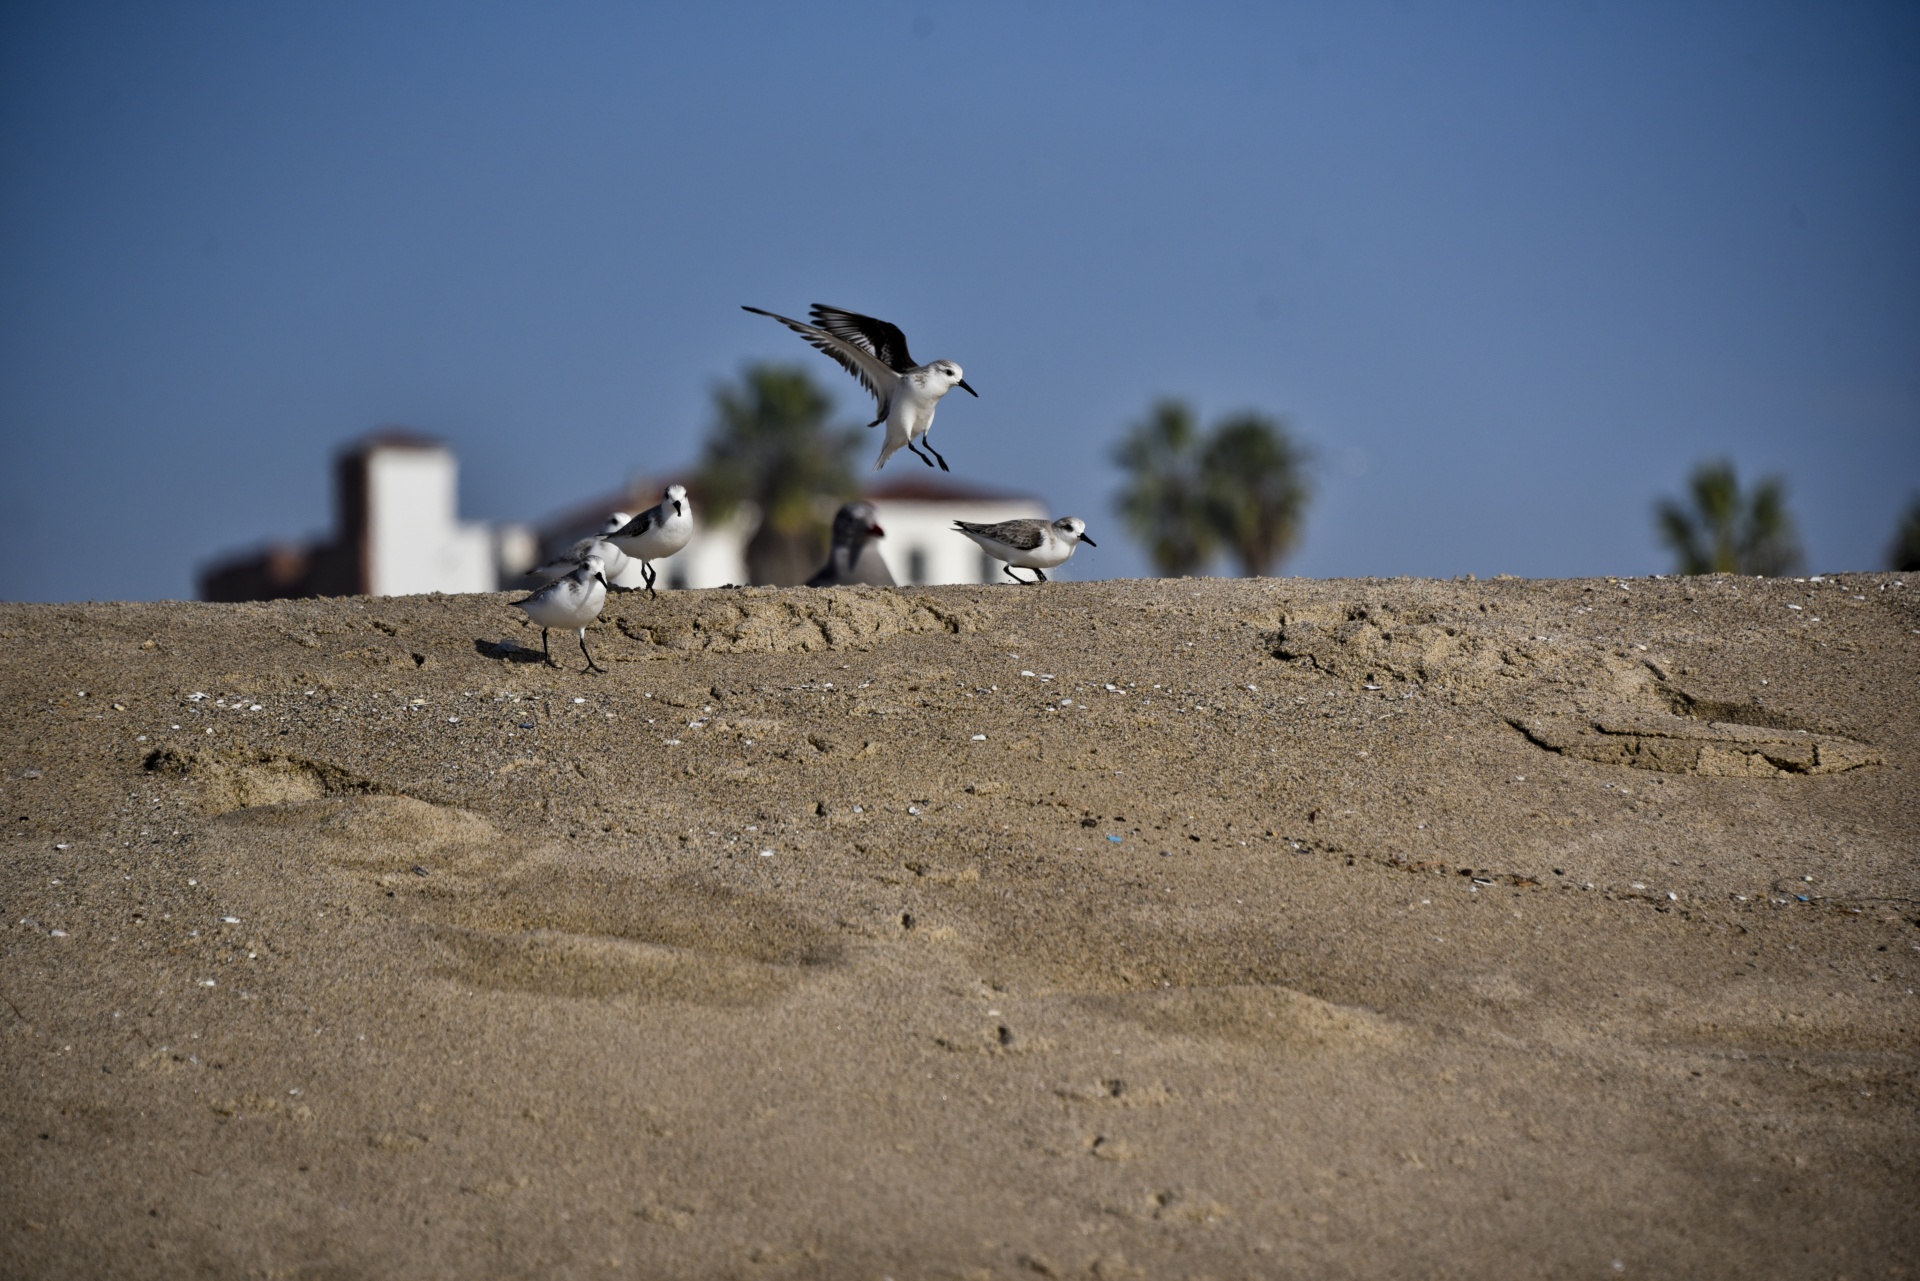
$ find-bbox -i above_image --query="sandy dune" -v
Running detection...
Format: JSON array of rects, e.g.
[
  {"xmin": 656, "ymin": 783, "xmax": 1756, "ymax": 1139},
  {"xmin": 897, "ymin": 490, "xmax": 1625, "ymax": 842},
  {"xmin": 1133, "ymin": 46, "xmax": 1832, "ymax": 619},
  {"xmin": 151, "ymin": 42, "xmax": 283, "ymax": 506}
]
[{"xmin": 2, "ymin": 574, "xmax": 1916, "ymax": 1277}]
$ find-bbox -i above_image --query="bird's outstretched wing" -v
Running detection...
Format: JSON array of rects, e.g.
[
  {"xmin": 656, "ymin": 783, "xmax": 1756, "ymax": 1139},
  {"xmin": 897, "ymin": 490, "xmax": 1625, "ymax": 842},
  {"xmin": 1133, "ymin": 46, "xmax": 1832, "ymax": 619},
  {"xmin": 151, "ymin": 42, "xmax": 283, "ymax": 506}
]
[
  {"xmin": 955, "ymin": 519, "xmax": 1046, "ymax": 551},
  {"xmin": 808, "ymin": 305, "xmax": 918, "ymax": 373},
  {"xmin": 742, "ymin": 306, "xmax": 895, "ymax": 418}
]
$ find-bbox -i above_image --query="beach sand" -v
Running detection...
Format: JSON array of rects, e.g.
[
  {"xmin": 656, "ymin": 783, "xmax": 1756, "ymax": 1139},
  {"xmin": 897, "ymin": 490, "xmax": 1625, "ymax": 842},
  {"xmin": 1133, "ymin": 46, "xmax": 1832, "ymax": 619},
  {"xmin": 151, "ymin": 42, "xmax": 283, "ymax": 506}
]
[{"xmin": 2, "ymin": 574, "xmax": 1915, "ymax": 1277}]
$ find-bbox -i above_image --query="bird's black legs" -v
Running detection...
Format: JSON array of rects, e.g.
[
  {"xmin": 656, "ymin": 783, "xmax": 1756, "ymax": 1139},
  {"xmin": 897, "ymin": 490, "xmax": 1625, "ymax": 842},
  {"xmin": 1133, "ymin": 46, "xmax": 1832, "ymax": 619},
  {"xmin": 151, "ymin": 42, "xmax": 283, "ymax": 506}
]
[
  {"xmin": 1001, "ymin": 564, "xmax": 1041, "ymax": 585},
  {"xmin": 1033, "ymin": 568, "xmax": 1048, "ymax": 582},
  {"xmin": 541, "ymin": 628, "xmax": 558, "ymax": 667},
  {"xmin": 642, "ymin": 561, "xmax": 658, "ymax": 600},
  {"xmin": 907, "ymin": 435, "xmax": 952, "ymax": 471},
  {"xmin": 579, "ymin": 629, "xmax": 605, "ymax": 674}
]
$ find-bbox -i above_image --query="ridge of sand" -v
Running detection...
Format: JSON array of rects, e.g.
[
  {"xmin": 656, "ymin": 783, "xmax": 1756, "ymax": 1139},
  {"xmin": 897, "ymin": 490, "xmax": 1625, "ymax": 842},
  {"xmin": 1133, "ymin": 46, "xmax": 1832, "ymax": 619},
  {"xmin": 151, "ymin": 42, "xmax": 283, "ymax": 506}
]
[{"xmin": 3, "ymin": 575, "xmax": 1916, "ymax": 1277}]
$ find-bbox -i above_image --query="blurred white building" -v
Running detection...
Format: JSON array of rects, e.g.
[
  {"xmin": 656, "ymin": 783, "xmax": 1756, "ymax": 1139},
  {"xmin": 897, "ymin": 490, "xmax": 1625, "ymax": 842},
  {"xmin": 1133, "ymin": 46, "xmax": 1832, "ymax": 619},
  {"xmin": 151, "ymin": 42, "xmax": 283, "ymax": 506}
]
[
  {"xmin": 353, "ymin": 435, "xmax": 497, "ymax": 595},
  {"xmin": 200, "ymin": 431, "xmax": 510, "ymax": 601}
]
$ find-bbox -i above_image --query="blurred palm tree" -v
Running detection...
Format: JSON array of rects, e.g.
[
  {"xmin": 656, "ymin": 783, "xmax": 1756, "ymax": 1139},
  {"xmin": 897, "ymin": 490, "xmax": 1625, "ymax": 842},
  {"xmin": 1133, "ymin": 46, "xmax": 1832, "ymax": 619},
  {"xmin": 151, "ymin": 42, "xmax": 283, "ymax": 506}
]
[
  {"xmin": 1654, "ymin": 460, "xmax": 1803, "ymax": 576},
  {"xmin": 1113, "ymin": 400, "xmax": 1219, "ymax": 577},
  {"xmin": 1890, "ymin": 494, "xmax": 1920, "ymax": 572},
  {"xmin": 1201, "ymin": 412, "xmax": 1312, "ymax": 576},
  {"xmin": 697, "ymin": 364, "xmax": 861, "ymax": 586}
]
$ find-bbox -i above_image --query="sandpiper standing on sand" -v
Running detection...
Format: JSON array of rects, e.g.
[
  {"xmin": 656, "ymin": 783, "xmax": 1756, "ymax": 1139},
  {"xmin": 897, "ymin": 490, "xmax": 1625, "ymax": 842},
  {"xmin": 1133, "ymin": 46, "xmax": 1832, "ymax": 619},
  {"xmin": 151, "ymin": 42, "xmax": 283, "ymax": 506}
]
[
  {"xmin": 954, "ymin": 517, "xmax": 1095, "ymax": 584},
  {"xmin": 513, "ymin": 555, "xmax": 611, "ymax": 672},
  {"xmin": 607, "ymin": 485, "xmax": 693, "ymax": 597}
]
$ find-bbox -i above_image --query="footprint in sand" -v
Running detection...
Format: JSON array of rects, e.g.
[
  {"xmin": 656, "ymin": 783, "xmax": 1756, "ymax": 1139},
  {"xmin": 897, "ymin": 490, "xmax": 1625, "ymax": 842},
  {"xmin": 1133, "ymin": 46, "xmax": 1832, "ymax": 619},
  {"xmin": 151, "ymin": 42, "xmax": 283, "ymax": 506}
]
[
  {"xmin": 1083, "ymin": 984, "xmax": 1399, "ymax": 1051},
  {"xmin": 430, "ymin": 864, "xmax": 840, "ymax": 1004},
  {"xmin": 1263, "ymin": 601, "xmax": 1881, "ymax": 778},
  {"xmin": 166, "ymin": 746, "xmax": 839, "ymax": 1006}
]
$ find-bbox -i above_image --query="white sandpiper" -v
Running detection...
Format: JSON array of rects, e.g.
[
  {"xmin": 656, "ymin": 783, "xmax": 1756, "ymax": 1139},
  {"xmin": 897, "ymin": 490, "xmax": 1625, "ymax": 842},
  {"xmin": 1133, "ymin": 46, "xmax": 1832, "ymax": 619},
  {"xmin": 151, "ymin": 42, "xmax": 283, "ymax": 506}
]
[
  {"xmin": 513, "ymin": 555, "xmax": 610, "ymax": 672},
  {"xmin": 807, "ymin": 501, "xmax": 895, "ymax": 587},
  {"xmin": 607, "ymin": 485, "xmax": 693, "ymax": 597},
  {"xmin": 742, "ymin": 304, "xmax": 976, "ymax": 472},
  {"xmin": 529, "ymin": 512, "xmax": 633, "ymax": 585},
  {"xmin": 953, "ymin": 517, "xmax": 1095, "ymax": 584}
]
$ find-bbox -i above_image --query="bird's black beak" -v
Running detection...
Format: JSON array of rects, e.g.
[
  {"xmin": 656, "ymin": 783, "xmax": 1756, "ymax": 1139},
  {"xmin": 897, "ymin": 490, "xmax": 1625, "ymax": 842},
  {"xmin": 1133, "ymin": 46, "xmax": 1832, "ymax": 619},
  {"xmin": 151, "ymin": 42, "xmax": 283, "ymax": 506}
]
[
  {"xmin": 958, "ymin": 379, "xmax": 977, "ymax": 397},
  {"xmin": 674, "ymin": 501, "xmax": 684, "ymax": 516},
  {"xmin": 1080, "ymin": 534, "xmax": 1097, "ymax": 547},
  {"xmin": 870, "ymin": 523, "xmax": 885, "ymax": 538}
]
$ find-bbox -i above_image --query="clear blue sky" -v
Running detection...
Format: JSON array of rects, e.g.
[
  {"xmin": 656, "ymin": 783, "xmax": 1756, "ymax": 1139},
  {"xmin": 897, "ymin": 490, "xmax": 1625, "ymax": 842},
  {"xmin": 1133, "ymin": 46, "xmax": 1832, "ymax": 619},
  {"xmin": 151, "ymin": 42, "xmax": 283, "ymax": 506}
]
[{"xmin": 2, "ymin": 1, "xmax": 1915, "ymax": 600}]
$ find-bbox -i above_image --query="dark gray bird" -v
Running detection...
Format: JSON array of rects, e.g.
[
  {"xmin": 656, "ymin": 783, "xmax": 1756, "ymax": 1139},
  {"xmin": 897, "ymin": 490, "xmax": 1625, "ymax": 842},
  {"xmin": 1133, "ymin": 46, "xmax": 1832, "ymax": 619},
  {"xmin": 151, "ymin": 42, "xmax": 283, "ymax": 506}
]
[{"xmin": 807, "ymin": 502, "xmax": 896, "ymax": 587}]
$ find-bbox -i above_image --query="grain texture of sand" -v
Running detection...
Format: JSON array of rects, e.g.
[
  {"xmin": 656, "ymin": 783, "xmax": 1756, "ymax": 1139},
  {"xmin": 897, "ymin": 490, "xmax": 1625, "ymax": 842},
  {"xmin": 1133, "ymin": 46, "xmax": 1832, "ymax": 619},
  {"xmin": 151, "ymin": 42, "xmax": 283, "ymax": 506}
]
[{"xmin": 2, "ymin": 575, "xmax": 1916, "ymax": 1277}]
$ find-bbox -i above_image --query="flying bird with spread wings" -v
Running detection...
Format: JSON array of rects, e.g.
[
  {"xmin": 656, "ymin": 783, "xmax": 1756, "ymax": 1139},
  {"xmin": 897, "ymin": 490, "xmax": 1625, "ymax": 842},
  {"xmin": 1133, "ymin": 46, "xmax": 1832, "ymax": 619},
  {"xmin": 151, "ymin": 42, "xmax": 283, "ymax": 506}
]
[{"xmin": 742, "ymin": 304, "xmax": 976, "ymax": 471}]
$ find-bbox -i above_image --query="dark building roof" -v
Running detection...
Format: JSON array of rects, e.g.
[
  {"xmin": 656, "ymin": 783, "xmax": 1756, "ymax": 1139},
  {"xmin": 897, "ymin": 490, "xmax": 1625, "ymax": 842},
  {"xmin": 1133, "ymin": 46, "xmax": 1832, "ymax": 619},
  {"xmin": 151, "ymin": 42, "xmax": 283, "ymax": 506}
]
[
  {"xmin": 198, "ymin": 539, "xmax": 359, "ymax": 602},
  {"xmin": 863, "ymin": 475, "xmax": 1039, "ymax": 504},
  {"xmin": 341, "ymin": 427, "xmax": 447, "ymax": 452}
]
